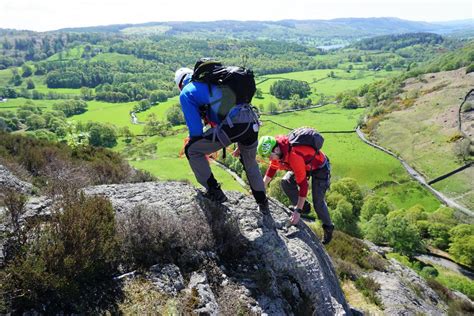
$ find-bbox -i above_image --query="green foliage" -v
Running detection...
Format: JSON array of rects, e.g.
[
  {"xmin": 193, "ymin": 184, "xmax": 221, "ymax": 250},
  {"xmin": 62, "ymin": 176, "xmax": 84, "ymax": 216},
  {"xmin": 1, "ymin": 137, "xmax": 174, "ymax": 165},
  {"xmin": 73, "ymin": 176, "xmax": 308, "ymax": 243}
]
[
  {"xmin": 321, "ymin": 229, "xmax": 386, "ymax": 280},
  {"xmin": 26, "ymin": 79, "xmax": 35, "ymax": 89},
  {"xmin": 329, "ymin": 177, "xmax": 364, "ymax": 216},
  {"xmin": 340, "ymin": 95, "xmax": 360, "ymax": 109},
  {"xmin": 448, "ymin": 224, "xmax": 474, "ymax": 268},
  {"xmin": 143, "ymin": 113, "xmax": 171, "ymax": 136},
  {"xmin": 269, "ymin": 79, "xmax": 311, "ymax": 100},
  {"xmin": 385, "ymin": 215, "xmax": 424, "ymax": 256},
  {"xmin": 332, "ymin": 198, "xmax": 360, "ymax": 237},
  {"xmin": 353, "ymin": 33, "xmax": 444, "ymax": 51},
  {"xmin": 1, "ymin": 192, "xmax": 119, "ymax": 312},
  {"xmin": 360, "ymin": 195, "xmax": 392, "ymax": 222},
  {"xmin": 267, "ymin": 177, "xmax": 291, "ymax": 206},
  {"xmin": 466, "ymin": 63, "xmax": 474, "ymax": 74},
  {"xmin": 427, "ymin": 223, "xmax": 451, "ymax": 250},
  {"xmin": 166, "ymin": 104, "xmax": 185, "ymax": 126},
  {"xmin": 354, "ymin": 276, "xmax": 383, "ymax": 308},
  {"xmin": 361, "ymin": 214, "xmax": 387, "ymax": 244},
  {"xmin": 85, "ymin": 121, "xmax": 118, "ymax": 148},
  {"xmin": 53, "ymin": 100, "xmax": 88, "ymax": 117}
]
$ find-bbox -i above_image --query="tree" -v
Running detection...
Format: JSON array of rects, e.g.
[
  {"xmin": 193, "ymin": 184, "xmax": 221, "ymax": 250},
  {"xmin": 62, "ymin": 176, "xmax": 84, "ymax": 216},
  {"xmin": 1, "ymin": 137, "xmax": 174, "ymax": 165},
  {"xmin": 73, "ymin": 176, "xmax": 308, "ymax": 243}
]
[
  {"xmin": 21, "ymin": 64, "xmax": 33, "ymax": 77},
  {"xmin": 166, "ymin": 104, "xmax": 185, "ymax": 126},
  {"xmin": 120, "ymin": 126, "xmax": 133, "ymax": 144},
  {"xmin": 386, "ymin": 215, "xmax": 423, "ymax": 256},
  {"xmin": 448, "ymin": 224, "xmax": 474, "ymax": 268},
  {"xmin": 86, "ymin": 122, "xmax": 118, "ymax": 148},
  {"xmin": 329, "ymin": 178, "xmax": 364, "ymax": 217},
  {"xmin": 341, "ymin": 95, "xmax": 360, "ymax": 109},
  {"xmin": 269, "ymin": 79, "xmax": 311, "ymax": 100},
  {"xmin": 80, "ymin": 87, "xmax": 94, "ymax": 100},
  {"xmin": 53, "ymin": 100, "xmax": 88, "ymax": 117},
  {"xmin": 10, "ymin": 72, "xmax": 22, "ymax": 86},
  {"xmin": 26, "ymin": 79, "xmax": 35, "ymax": 90},
  {"xmin": 143, "ymin": 113, "xmax": 169, "ymax": 136},
  {"xmin": 332, "ymin": 199, "xmax": 360, "ymax": 237},
  {"xmin": 361, "ymin": 214, "xmax": 387, "ymax": 244},
  {"xmin": 26, "ymin": 114, "xmax": 46, "ymax": 130},
  {"xmin": 360, "ymin": 195, "xmax": 392, "ymax": 222},
  {"xmin": 255, "ymin": 88, "xmax": 263, "ymax": 99}
]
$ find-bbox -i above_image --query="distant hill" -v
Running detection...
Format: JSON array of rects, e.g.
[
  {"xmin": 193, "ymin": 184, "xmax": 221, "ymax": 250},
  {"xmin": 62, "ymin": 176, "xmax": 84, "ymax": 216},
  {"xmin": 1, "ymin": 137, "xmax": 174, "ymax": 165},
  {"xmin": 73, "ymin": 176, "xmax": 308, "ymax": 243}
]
[{"xmin": 52, "ymin": 18, "xmax": 472, "ymax": 43}]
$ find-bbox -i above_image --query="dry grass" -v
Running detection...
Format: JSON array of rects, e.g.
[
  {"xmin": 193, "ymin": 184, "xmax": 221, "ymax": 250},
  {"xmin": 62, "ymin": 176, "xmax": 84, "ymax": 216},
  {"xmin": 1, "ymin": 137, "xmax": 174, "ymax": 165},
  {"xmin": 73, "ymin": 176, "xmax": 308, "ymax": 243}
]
[{"xmin": 342, "ymin": 281, "xmax": 383, "ymax": 315}]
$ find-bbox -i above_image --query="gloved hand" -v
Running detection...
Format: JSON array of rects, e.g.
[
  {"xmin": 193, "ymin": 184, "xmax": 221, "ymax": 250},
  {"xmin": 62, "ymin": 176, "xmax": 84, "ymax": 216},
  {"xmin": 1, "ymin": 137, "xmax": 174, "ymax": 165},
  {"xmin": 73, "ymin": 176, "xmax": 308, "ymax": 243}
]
[{"xmin": 288, "ymin": 206, "xmax": 302, "ymax": 225}]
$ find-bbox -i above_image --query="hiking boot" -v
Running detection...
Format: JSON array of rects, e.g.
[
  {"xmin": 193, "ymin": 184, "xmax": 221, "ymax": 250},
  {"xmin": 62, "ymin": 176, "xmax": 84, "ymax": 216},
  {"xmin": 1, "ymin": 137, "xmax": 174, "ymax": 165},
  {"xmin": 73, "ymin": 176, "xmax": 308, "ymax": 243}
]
[
  {"xmin": 203, "ymin": 185, "xmax": 228, "ymax": 203},
  {"xmin": 258, "ymin": 199, "xmax": 270, "ymax": 215},
  {"xmin": 301, "ymin": 201, "xmax": 311, "ymax": 215},
  {"xmin": 322, "ymin": 224, "xmax": 335, "ymax": 245}
]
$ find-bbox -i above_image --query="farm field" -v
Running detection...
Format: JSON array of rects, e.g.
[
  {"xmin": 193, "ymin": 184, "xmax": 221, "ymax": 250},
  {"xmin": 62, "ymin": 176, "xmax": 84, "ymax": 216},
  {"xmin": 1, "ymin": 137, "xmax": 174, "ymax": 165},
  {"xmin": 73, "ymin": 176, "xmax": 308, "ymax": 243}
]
[
  {"xmin": 371, "ymin": 68, "xmax": 474, "ymax": 210},
  {"xmin": 69, "ymin": 100, "xmax": 142, "ymax": 133},
  {"xmin": 120, "ymin": 104, "xmax": 441, "ymax": 212},
  {"xmin": 253, "ymin": 68, "xmax": 400, "ymax": 110}
]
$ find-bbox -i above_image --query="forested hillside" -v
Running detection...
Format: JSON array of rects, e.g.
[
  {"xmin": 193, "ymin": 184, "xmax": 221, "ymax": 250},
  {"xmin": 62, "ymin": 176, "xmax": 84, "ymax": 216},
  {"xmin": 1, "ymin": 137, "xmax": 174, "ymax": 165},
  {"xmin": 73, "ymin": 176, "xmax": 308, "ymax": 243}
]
[{"xmin": 0, "ymin": 19, "xmax": 473, "ymax": 314}]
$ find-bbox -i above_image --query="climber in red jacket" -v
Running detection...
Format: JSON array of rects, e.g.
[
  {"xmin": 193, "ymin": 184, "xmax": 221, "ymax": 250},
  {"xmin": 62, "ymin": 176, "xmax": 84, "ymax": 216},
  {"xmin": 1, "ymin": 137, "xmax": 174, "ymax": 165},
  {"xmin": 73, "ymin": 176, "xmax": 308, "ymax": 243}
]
[{"xmin": 258, "ymin": 134, "xmax": 334, "ymax": 244}]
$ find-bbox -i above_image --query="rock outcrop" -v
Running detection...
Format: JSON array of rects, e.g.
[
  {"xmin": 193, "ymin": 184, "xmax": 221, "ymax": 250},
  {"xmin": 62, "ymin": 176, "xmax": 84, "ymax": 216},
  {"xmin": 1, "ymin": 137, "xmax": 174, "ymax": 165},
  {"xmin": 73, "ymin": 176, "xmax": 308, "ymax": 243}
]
[
  {"xmin": 84, "ymin": 181, "xmax": 351, "ymax": 315},
  {"xmin": 368, "ymin": 258, "xmax": 448, "ymax": 315},
  {"xmin": 0, "ymin": 164, "xmax": 33, "ymax": 195}
]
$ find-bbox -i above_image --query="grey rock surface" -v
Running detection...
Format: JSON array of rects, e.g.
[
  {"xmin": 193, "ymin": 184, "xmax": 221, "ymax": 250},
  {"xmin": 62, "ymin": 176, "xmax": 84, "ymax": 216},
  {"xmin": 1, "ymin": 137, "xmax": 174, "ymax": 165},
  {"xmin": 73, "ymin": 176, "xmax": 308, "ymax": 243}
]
[
  {"xmin": 0, "ymin": 164, "xmax": 33, "ymax": 194},
  {"xmin": 187, "ymin": 271, "xmax": 219, "ymax": 316},
  {"xmin": 148, "ymin": 264, "xmax": 185, "ymax": 295},
  {"xmin": 368, "ymin": 258, "xmax": 448, "ymax": 315},
  {"xmin": 85, "ymin": 181, "xmax": 352, "ymax": 315}
]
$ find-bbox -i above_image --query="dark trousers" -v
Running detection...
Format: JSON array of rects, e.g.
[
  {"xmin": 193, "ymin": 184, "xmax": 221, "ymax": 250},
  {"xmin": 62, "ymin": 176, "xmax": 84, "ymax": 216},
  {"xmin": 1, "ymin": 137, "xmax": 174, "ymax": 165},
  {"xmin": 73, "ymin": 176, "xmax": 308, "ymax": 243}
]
[
  {"xmin": 281, "ymin": 162, "xmax": 332, "ymax": 226},
  {"xmin": 185, "ymin": 123, "xmax": 266, "ymax": 204}
]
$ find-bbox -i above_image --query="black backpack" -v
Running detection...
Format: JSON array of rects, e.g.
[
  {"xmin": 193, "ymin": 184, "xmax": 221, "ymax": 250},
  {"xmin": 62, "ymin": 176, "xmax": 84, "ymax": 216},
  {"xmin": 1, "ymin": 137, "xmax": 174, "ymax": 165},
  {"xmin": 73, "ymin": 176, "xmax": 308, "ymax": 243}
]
[
  {"xmin": 191, "ymin": 58, "xmax": 256, "ymax": 105},
  {"xmin": 288, "ymin": 127, "xmax": 324, "ymax": 153}
]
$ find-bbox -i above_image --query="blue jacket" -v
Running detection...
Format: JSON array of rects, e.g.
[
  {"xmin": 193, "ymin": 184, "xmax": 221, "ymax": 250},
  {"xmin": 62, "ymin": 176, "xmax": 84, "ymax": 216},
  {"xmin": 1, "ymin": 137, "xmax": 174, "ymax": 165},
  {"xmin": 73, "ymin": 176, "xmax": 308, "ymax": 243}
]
[{"xmin": 179, "ymin": 79, "xmax": 228, "ymax": 137}]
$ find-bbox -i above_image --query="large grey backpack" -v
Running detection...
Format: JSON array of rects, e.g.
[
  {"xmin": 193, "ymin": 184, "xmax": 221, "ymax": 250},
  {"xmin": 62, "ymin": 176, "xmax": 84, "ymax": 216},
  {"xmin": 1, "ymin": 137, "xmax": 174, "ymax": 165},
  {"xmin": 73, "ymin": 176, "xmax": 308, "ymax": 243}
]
[{"xmin": 288, "ymin": 127, "xmax": 324, "ymax": 153}]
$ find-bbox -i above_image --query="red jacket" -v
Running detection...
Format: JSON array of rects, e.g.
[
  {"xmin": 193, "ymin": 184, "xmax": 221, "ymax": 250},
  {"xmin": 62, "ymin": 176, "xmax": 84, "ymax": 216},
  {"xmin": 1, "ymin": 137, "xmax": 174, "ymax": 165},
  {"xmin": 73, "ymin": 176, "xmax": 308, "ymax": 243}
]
[{"xmin": 265, "ymin": 135, "xmax": 327, "ymax": 198}]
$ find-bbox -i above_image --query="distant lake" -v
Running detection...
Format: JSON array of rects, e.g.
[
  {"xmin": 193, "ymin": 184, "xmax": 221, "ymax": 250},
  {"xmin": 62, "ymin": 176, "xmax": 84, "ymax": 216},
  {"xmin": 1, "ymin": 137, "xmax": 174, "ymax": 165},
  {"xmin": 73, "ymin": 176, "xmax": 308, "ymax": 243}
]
[{"xmin": 317, "ymin": 44, "xmax": 346, "ymax": 50}]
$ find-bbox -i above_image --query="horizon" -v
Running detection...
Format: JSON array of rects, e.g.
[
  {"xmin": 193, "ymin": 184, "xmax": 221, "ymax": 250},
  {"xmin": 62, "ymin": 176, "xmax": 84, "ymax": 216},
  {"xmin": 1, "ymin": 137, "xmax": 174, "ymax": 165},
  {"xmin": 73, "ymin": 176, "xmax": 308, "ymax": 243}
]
[{"xmin": 1, "ymin": 0, "xmax": 472, "ymax": 32}]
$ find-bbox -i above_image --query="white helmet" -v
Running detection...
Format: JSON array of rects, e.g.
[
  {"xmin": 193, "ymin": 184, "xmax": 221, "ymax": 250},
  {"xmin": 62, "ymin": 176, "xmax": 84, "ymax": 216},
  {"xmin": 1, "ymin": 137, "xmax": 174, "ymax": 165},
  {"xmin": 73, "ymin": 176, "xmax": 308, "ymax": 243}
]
[{"xmin": 174, "ymin": 67, "xmax": 193, "ymax": 90}]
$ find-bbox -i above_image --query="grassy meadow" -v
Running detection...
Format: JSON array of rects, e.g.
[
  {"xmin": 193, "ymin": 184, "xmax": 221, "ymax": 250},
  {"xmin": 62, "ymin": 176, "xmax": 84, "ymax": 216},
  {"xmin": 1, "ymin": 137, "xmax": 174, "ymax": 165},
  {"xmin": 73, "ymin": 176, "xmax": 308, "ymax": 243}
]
[{"xmin": 0, "ymin": 63, "xmax": 442, "ymax": 212}]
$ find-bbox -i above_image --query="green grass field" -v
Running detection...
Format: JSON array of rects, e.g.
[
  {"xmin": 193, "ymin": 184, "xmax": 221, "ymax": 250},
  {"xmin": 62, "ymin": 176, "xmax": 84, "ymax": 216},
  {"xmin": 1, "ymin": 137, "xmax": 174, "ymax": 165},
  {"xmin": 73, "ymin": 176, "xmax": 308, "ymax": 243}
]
[
  {"xmin": 69, "ymin": 100, "xmax": 143, "ymax": 133},
  {"xmin": 253, "ymin": 68, "xmax": 400, "ymax": 110},
  {"xmin": 371, "ymin": 72, "xmax": 474, "ymax": 210},
  {"xmin": 258, "ymin": 107, "xmax": 441, "ymax": 211},
  {"xmin": 116, "ymin": 133, "xmax": 246, "ymax": 193},
  {"xmin": 119, "ymin": 104, "xmax": 441, "ymax": 212},
  {"xmin": 0, "ymin": 98, "xmax": 59, "ymax": 112}
]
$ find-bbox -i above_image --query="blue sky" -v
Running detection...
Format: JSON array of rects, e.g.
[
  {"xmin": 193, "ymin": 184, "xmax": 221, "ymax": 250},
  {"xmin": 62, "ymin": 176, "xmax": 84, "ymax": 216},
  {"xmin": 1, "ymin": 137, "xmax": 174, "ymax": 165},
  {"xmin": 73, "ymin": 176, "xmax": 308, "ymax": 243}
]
[{"xmin": 0, "ymin": 0, "xmax": 472, "ymax": 32}]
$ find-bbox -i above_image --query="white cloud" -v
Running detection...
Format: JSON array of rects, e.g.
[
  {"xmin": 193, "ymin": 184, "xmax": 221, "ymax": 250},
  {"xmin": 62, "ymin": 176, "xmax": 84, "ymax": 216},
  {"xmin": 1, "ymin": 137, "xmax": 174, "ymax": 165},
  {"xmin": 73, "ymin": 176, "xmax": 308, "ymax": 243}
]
[{"xmin": 0, "ymin": 0, "xmax": 472, "ymax": 31}]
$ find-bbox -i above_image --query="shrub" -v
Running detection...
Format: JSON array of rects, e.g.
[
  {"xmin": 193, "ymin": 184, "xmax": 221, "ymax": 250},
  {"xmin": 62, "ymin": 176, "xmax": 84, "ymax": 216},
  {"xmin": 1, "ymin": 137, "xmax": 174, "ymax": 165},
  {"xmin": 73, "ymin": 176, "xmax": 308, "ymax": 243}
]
[
  {"xmin": 386, "ymin": 216, "xmax": 424, "ymax": 257},
  {"xmin": 354, "ymin": 276, "xmax": 383, "ymax": 308},
  {"xmin": 1, "ymin": 192, "xmax": 120, "ymax": 313},
  {"xmin": 322, "ymin": 230, "xmax": 383, "ymax": 279},
  {"xmin": 329, "ymin": 178, "xmax": 364, "ymax": 216},
  {"xmin": 267, "ymin": 177, "xmax": 291, "ymax": 206},
  {"xmin": 466, "ymin": 63, "xmax": 474, "ymax": 74},
  {"xmin": 116, "ymin": 205, "xmax": 214, "ymax": 270}
]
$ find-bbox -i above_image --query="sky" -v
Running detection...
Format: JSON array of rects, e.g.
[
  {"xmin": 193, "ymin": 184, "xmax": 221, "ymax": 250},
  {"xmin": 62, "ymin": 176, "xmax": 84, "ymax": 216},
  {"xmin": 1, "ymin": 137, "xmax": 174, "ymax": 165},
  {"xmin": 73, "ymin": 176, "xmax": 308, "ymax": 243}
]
[{"xmin": 0, "ymin": 0, "xmax": 472, "ymax": 32}]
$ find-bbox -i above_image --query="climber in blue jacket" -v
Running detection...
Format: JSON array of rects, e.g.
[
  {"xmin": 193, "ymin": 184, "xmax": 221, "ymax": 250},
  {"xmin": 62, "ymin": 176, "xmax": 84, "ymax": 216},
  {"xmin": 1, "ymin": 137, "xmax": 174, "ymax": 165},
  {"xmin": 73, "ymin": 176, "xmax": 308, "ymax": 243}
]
[{"xmin": 175, "ymin": 62, "xmax": 269, "ymax": 213}]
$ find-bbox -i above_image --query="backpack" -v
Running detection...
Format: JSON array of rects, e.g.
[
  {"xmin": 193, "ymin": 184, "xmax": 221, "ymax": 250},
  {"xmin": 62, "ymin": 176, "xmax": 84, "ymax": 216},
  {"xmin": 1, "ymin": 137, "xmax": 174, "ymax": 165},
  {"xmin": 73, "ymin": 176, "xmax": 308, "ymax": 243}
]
[
  {"xmin": 288, "ymin": 127, "xmax": 324, "ymax": 153},
  {"xmin": 192, "ymin": 58, "xmax": 256, "ymax": 115}
]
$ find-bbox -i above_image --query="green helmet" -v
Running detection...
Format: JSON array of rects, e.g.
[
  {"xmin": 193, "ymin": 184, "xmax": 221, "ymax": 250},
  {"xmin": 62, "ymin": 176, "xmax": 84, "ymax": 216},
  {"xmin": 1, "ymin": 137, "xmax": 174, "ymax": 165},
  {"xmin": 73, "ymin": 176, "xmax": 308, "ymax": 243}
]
[{"xmin": 257, "ymin": 136, "xmax": 277, "ymax": 157}]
